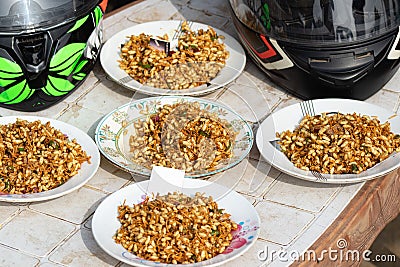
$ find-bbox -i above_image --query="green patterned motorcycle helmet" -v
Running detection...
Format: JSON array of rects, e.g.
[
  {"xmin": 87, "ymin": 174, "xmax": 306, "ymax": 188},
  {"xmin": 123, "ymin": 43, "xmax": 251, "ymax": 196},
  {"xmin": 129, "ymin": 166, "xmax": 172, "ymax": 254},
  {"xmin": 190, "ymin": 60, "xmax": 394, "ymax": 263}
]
[{"xmin": 0, "ymin": 0, "xmax": 108, "ymax": 111}]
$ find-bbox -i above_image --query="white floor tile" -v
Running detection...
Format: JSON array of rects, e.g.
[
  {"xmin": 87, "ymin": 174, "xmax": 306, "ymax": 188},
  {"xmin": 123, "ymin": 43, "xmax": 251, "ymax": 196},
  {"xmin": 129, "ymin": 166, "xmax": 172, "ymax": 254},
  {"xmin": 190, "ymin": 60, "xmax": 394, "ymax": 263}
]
[
  {"xmin": 0, "ymin": 209, "xmax": 75, "ymax": 257},
  {"xmin": 57, "ymin": 104, "xmax": 104, "ymax": 139},
  {"xmin": 209, "ymin": 158, "xmax": 278, "ymax": 198},
  {"xmin": 86, "ymin": 157, "xmax": 132, "ymax": 194},
  {"xmin": 187, "ymin": 0, "xmax": 229, "ymax": 17},
  {"xmin": 0, "ymin": 244, "xmax": 39, "ymax": 267},
  {"xmin": 49, "ymin": 228, "xmax": 119, "ymax": 267},
  {"xmin": 264, "ymin": 174, "xmax": 340, "ymax": 213},
  {"xmin": 226, "ymin": 239, "xmax": 283, "ymax": 267},
  {"xmin": 30, "ymin": 187, "xmax": 107, "ymax": 225},
  {"xmin": 365, "ymin": 89, "xmax": 400, "ymax": 113},
  {"xmin": 218, "ymin": 81, "xmax": 278, "ymax": 123},
  {"xmin": 255, "ymin": 201, "xmax": 315, "ymax": 245},
  {"xmin": 77, "ymin": 79, "xmax": 135, "ymax": 115},
  {"xmin": 127, "ymin": 0, "xmax": 180, "ymax": 23},
  {"xmin": 0, "ymin": 204, "xmax": 20, "ymax": 226}
]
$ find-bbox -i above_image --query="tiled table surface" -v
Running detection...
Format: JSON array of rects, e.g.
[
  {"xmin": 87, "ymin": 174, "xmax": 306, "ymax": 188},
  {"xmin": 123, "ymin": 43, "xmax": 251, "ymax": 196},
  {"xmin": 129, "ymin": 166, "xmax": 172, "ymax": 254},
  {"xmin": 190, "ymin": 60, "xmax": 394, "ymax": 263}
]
[{"xmin": 1, "ymin": 1, "xmax": 400, "ymax": 267}]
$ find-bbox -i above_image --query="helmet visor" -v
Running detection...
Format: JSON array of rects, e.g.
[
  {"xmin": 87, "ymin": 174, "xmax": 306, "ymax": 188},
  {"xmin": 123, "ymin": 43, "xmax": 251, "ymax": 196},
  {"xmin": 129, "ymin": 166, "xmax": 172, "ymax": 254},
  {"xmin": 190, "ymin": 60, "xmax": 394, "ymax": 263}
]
[
  {"xmin": 0, "ymin": 0, "xmax": 98, "ymax": 31},
  {"xmin": 230, "ymin": 0, "xmax": 400, "ymax": 44}
]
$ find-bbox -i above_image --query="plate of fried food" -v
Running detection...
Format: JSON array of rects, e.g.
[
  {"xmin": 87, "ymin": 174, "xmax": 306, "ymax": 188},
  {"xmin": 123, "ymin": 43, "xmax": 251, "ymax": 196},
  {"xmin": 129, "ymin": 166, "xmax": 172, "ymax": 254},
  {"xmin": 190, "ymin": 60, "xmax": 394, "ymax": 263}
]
[
  {"xmin": 256, "ymin": 99, "xmax": 400, "ymax": 184},
  {"xmin": 100, "ymin": 20, "xmax": 246, "ymax": 96},
  {"xmin": 94, "ymin": 96, "xmax": 253, "ymax": 178},
  {"xmin": 92, "ymin": 178, "xmax": 260, "ymax": 266},
  {"xmin": 0, "ymin": 116, "xmax": 100, "ymax": 202}
]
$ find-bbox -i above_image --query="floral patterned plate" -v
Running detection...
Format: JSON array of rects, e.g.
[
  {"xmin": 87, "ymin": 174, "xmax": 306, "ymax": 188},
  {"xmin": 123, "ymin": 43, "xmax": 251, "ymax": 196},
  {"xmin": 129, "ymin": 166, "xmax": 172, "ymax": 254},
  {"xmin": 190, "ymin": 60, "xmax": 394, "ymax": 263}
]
[
  {"xmin": 95, "ymin": 96, "xmax": 253, "ymax": 178},
  {"xmin": 92, "ymin": 179, "xmax": 260, "ymax": 267}
]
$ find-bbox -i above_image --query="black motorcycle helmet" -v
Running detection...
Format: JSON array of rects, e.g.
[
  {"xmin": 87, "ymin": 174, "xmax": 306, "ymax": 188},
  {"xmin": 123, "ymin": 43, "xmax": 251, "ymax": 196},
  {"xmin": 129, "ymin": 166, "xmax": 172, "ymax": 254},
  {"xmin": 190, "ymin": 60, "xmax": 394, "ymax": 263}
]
[
  {"xmin": 228, "ymin": 0, "xmax": 400, "ymax": 100},
  {"xmin": 0, "ymin": 0, "xmax": 108, "ymax": 111}
]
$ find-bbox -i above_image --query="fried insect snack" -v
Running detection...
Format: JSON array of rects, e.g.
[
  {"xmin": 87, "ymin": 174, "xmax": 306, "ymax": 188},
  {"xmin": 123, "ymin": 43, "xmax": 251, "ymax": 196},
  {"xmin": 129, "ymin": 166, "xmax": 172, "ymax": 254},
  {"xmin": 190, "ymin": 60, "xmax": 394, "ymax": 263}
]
[
  {"xmin": 114, "ymin": 192, "xmax": 237, "ymax": 264},
  {"xmin": 119, "ymin": 21, "xmax": 229, "ymax": 90},
  {"xmin": 0, "ymin": 119, "xmax": 91, "ymax": 194},
  {"xmin": 276, "ymin": 113, "xmax": 400, "ymax": 174},
  {"xmin": 129, "ymin": 102, "xmax": 236, "ymax": 172}
]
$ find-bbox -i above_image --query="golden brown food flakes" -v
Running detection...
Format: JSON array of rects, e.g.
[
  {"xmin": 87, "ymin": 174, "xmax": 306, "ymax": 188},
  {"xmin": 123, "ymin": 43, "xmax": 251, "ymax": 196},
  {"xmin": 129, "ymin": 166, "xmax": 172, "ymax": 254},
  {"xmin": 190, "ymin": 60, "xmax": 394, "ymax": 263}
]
[
  {"xmin": 129, "ymin": 102, "xmax": 236, "ymax": 172},
  {"xmin": 118, "ymin": 21, "xmax": 229, "ymax": 90},
  {"xmin": 0, "ymin": 119, "xmax": 91, "ymax": 194},
  {"xmin": 276, "ymin": 113, "xmax": 400, "ymax": 174},
  {"xmin": 114, "ymin": 192, "xmax": 237, "ymax": 264}
]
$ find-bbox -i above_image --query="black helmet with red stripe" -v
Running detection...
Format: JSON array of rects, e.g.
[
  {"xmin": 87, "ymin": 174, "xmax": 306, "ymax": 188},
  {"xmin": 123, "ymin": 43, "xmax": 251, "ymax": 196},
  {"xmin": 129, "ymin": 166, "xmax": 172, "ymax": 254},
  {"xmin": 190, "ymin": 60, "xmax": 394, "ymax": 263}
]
[{"xmin": 228, "ymin": 0, "xmax": 400, "ymax": 100}]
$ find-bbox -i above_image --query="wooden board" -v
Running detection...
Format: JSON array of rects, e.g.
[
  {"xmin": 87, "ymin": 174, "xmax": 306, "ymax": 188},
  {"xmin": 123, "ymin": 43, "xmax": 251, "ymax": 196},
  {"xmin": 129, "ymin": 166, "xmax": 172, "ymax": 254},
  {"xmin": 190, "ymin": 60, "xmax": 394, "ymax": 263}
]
[{"xmin": 293, "ymin": 168, "xmax": 400, "ymax": 266}]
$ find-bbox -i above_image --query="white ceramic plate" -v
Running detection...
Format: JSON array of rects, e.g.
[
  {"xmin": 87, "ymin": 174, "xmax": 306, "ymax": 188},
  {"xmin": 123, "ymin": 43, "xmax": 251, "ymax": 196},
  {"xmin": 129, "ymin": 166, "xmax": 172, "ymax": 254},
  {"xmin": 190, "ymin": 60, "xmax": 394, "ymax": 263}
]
[
  {"xmin": 0, "ymin": 116, "xmax": 100, "ymax": 202},
  {"xmin": 95, "ymin": 96, "xmax": 253, "ymax": 178},
  {"xmin": 256, "ymin": 99, "xmax": 400, "ymax": 184},
  {"xmin": 100, "ymin": 20, "xmax": 246, "ymax": 96},
  {"xmin": 92, "ymin": 179, "xmax": 260, "ymax": 267}
]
